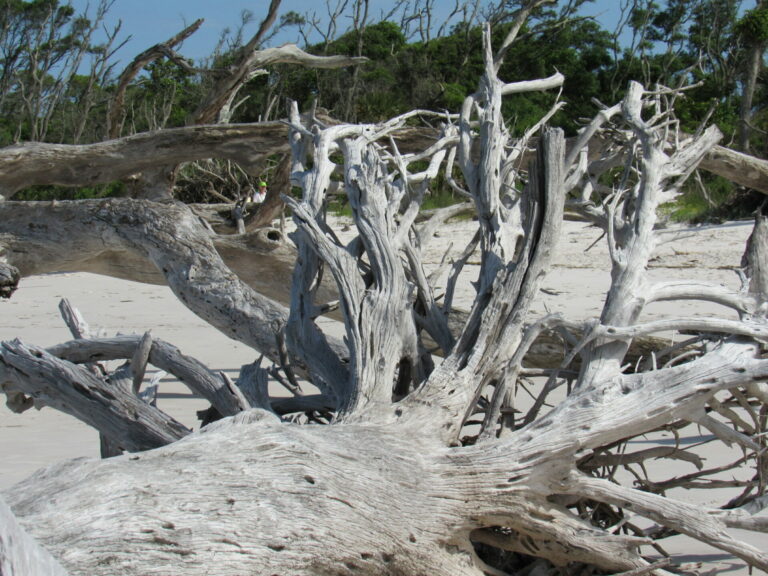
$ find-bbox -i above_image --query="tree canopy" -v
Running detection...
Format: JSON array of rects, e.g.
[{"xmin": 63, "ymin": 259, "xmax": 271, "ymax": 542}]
[{"xmin": 0, "ymin": 0, "xmax": 764, "ymax": 219}]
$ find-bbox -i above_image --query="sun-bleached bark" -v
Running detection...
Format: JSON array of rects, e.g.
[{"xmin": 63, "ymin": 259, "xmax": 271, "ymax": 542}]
[
  {"xmin": 0, "ymin": 123, "xmax": 288, "ymax": 197},
  {"xmin": 1, "ymin": 121, "xmax": 765, "ymax": 204},
  {"xmin": 1, "ymin": 18, "xmax": 767, "ymax": 576},
  {"xmin": 0, "ymin": 198, "xmax": 332, "ymax": 365},
  {"xmin": 0, "ymin": 496, "xmax": 67, "ymax": 576}
]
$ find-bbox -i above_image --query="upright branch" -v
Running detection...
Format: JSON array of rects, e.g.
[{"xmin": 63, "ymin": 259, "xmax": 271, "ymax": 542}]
[
  {"xmin": 398, "ymin": 24, "xmax": 565, "ymax": 440},
  {"xmin": 576, "ymin": 83, "xmax": 724, "ymax": 389},
  {"xmin": 282, "ymin": 104, "xmax": 355, "ymax": 406},
  {"xmin": 284, "ymin": 107, "xmax": 454, "ymax": 418}
]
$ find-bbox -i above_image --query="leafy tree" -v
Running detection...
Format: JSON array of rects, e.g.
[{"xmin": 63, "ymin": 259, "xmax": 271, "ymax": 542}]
[
  {"xmin": 121, "ymin": 57, "xmax": 199, "ymax": 132},
  {"xmin": 0, "ymin": 0, "xmax": 113, "ymax": 143}
]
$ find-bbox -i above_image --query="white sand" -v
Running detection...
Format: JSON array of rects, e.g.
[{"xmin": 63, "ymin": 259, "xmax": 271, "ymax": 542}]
[
  {"xmin": 1, "ymin": 217, "xmax": 765, "ymax": 573},
  {"xmin": 0, "ymin": 274, "xmax": 258, "ymax": 488}
]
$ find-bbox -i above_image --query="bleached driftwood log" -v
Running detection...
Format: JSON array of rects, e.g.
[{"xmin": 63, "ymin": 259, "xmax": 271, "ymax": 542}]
[
  {"xmin": 2, "ymin": 120, "xmax": 766, "ymax": 199},
  {"xmin": 0, "ymin": 193, "xmax": 672, "ymax": 372},
  {"xmin": 1, "ymin": 16, "xmax": 767, "ymax": 576},
  {"xmin": 0, "ymin": 496, "xmax": 67, "ymax": 576},
  {"xmin": 0, "ymin": 123, "xmax": 288, "ymax": 197}
]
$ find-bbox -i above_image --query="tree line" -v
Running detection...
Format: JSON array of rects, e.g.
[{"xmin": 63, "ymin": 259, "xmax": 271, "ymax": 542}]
[{"xmin": 1, "ymin": 0, "xmax": 766, "ymax": 212}]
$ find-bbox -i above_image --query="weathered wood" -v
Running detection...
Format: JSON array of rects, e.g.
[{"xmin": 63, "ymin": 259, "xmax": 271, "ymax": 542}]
[
  {"xmin": 47, "ymin": 336, "xmax": 249, "ymax": 418},
  {"xmin": 0, "ymin": 262, "xmax": 19, "ymax": 299},
  {"xmin": 0, "ymin": 199, "xmax": 324, "ymax": 366},
  {"xmin": 288, "ymin": 130, "xmax": 425, "ymax": 417},
  {"xmin": 58, "ymin": 299, "xmax": 92, "ymax": 341},
  {"xmin": 398, "ymin": 27, "xmax": 567, "ymax": 440},
  {"xmin": 0, "ymin": 124, "xmax": 288, "ymax": 196},
  {"xmin": 2, "ymin": 17, "xmax": 768, "ymax": 576},
  {"xmin": 235, "ymin": 361, "xmax": 272, "ymax": 411},
  {"xmin": 58, "ymin": 298, "xmax": 123, "ymax": 457},
  {"xmin": 578, "ymin": 83, "xmax": 722, "ymax": 390},
  {"xmin": 131, "ymin": 332, "xmax": 153, "ymax": 394},
  {"xmin": 6, "ymin": 338, "xmax": 767, "ymax": 575},
  {"xmin": 742, "ymin": 208, "xmax": 768, "ymax": 310},
  {"xmin": 4, "ymin": 417, "xmax": 486, "ymax": 576},
  {"xmin": 0, "ymin": 122, "xmax": 765, "ymax": 200},
  {"xmin": 282, "ymin": 106, "xmax": 356, "ymax": 405},
  {"xmin": 0, "ymin": 196, "xmax": 677, "ymax": 373},
  {"xmin": 0, "ymin": 496, "xmax": 68, "ymax": 576},
  {"xmin": 1, "ymin": 340, "xmax": 190, "ymax": 451}
]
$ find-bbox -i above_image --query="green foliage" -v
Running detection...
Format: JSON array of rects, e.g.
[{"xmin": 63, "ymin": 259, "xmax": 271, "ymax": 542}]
[
  {"xmin": 439, "ymin": 83, "xmax": 468, "ymax": 111},
  {"xmin": 119, "ymin": 57, "xmax": 200, "ymax": 131},
  {"xmin": 737, "ymin": 6, "xmax": 768, "ymax": 45},
  {"xmin": 659, "ymin": 175, "xmax": 736, "ymax": 223},
  {"xmin": 13, "ymin": 181, "xmax": 126, "ymax": 201},
  {"xmin": 279, "ymin": 11, "xmax": 305, "ymax": 28},
  {"xmin": 0, "ymin": 0, "xmax": 112, "ymax": 143},
  {"xmin": 421, "ymin": 186, "xmax": 463, "ymax": 211},
  {"xmin": 327, "ymin": 20, "xmax": 407, "ymax": 60},
  {"xmin": 326, "ymin": 196, "xmax": 353, "ymax": 218}
]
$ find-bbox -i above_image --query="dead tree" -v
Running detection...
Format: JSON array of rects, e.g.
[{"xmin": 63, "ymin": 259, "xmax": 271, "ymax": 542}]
[
  {"xmin": 105, "ymin": 18, "xmax": 204, "ymax": 140},
  {"xmin": 1, "ymin": 15, "xmax": 768, "ymax": 576}
]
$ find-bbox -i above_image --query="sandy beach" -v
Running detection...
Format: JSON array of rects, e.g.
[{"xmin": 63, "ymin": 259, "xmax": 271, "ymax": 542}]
[{"xmin": 1, "ymin": 216, "xmax": 765, "ymax": 573}]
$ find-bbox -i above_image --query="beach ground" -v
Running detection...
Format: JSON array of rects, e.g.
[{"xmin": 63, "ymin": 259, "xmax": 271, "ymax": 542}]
[{"xmin": 1, "ymin": 217, "xmax": 764, "ymax": 574}]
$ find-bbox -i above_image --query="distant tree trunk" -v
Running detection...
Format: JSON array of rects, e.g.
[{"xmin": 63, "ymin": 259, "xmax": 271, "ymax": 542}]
[{"xmin": 738, "ymin": 0, "xmax": 767, "ymax": 153}]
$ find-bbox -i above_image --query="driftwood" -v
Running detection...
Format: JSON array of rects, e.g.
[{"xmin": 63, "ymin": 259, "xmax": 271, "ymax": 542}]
[
  {"xmin": 0, "ymin": 194, "xmax": 671, "ymax": 372},
  {"xmin": 699, "ymin": 142, "xmax": 768, "ymax": 194},
  {"xmin": 0, "ymin": 124, "xmax": 288, "ymax": 196},
  {"xmin": 0, "ymin": 496, "xmax": 67, "ymax": 576},
  {"xmin": 0, "ymin": 28, "xmax": 369, "ymax": 200},
  {"xmin": 2, "ymin": 123, "xmax": 767, "ymax": 200},
  {"xmin": 0, "ymin": 14, "xmax": 767, "ymax": 576}
]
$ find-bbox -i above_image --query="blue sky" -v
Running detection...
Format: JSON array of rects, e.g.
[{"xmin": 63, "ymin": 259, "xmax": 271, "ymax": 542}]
[
  {"xmin": 68, "ymin": 0, "xmax": 631, "ymax": 66},
  {"xmin": 68, "ymin": 0, "xmax": 758, "ymax": 68}
]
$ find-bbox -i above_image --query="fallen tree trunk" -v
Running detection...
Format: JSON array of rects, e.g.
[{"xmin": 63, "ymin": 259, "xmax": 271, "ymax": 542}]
[
  {"xmin": 4, "ymin": 340, "xmax": 767, "ymax": 576},
  {"xmin": 1, "ymin": 339, "xmax": 191, "ymax": 450},
  {"xmin": 0, "ymin": 496, "xmax": 67, "ymax": 576},
  {"xmin": 2, "ymin": 124, "xmax": 766, "ymax": 199},
  {"xmin": 699, "ymin": 143, "xmax": 768, "ymax": 194},
  {"xmin": 4, "ymin": 413, "xmax": 488, "ymax": 576},
  {"xmin": 0, "ymin": 198, "xmax": 303, "ymax": 363},
  {"xmin": 0, "ymin": 198, "xmax": 670, "ymax": 371},
  {"xmin": 0, "ymin": 124, "xmax": 288, "ymax": 197}
]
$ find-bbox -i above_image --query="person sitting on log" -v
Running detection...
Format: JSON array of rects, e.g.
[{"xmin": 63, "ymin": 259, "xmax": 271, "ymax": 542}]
[{"xmin": 252, "ymin": 181, "xmax": 267, "ymax": 204}]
